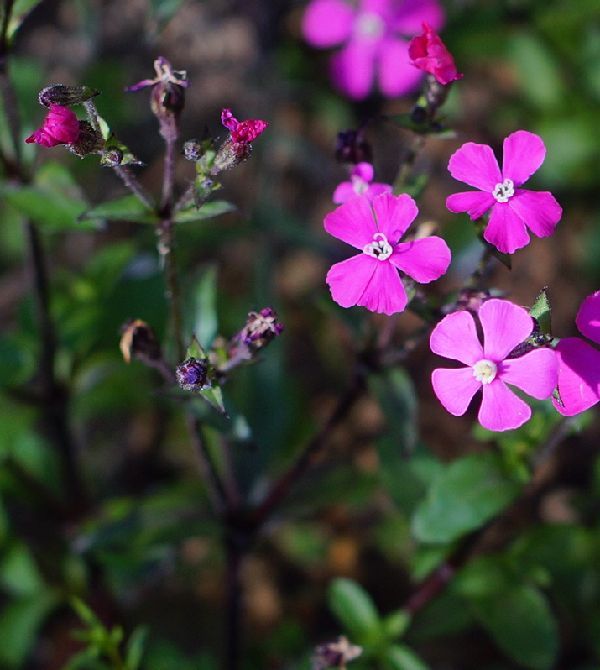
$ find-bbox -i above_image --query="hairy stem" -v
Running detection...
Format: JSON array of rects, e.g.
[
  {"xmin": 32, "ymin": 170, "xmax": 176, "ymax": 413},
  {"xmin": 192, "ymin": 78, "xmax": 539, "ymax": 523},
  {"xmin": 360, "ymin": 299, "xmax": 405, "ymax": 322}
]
[{"xmin": 112, "ymin": 164, "xmax": 154, "ymax": 209}]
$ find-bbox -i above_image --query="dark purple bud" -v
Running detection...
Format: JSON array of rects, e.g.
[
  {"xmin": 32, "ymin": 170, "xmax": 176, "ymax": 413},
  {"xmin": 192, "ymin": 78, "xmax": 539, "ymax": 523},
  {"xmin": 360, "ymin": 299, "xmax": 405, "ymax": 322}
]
[
  {"xmin": 335, "ymin": 128, "xmax": 372, "ymax": 165},
  {"xmin": 39, "ymin": 84, "xmax": 99, "ymax": 108},
  {"xmin": 120, "ymin": 319, "xmax": 161, "ymax": 363},
  {"xmin": 211, "ymin": 138, "xmax": 252, "ymax": 174},
  {"xmin": 176, "ymin": 357, "xmax": 210, "ymax": 391},
  {"xmin": 101, "ymin": 147, "xmax": 124, "ymax": 166},
  {"xmin": 451, "ymin": 288, "xmax": 491, "ymax": 315},
  {"xmin": 312, "ymin": 636, "xmax": 362, "ymax": 670}
]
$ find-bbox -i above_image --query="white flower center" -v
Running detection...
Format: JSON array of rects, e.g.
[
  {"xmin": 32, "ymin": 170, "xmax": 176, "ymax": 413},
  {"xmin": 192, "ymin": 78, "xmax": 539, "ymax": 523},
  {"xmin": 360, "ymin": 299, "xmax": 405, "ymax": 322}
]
[
  {"xmin": 492, "ymin": 179, "xmax": 515, "ymax": 203},
  {"xmin": 354, "ymin": 12, "xmax": 385, "ymax": 40},
  {"xmin": 351, "ymin": 175, "xmax": 369, "ymax": 195},
  {"xmin": 363, "ymin": 232, "xmax": 392, "ymax": 261},
  {"xmin": 472, "ymin": 359, "xmax": 498, "ymax": 384}
]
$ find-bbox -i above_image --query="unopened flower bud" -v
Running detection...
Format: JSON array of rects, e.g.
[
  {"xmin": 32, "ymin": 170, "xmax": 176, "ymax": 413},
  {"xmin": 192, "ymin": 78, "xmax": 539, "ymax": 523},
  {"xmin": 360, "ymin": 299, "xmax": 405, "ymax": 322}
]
[
  {"xmin": 39, "ymin": 84, "xmax": 100, "ymax": 108},
  {"xmin": 335, "ymin": 128, "xmax": 372, "ymax": 165},
  {"xmin": 211, "ymin": 138, "xmax": 251, "ymax": 174},
  {"xmin": 452, "ymin": 289, "xmax": 491, "ymax": 315},
  {"xmin": 101, "ymin": 147, "xmax": 124, "ymax": 167},
  {"xmin": 184, "ymin": 139, "xmax": 204, "ymax": 162},
  {"xmin": 239, "ymin": 308, "xmax": 283, "ymax": 351},
  {"xmin": 312, "ymin": 636, "xmax": 362, "ymax": 670},
  {"xmin": 120, "ymin": 319, "xmax": 161, "ymax": 364},
  {"xmin": 176, "ymin": 357, "xmax": 210, "ymax": 391},
  {"xmin": 67, "ymin": 120, "xmax": 104, "ymax": 157},
  {"xmin": 424, "ymin": 74, "xmax": 450, "ymax": 112}
]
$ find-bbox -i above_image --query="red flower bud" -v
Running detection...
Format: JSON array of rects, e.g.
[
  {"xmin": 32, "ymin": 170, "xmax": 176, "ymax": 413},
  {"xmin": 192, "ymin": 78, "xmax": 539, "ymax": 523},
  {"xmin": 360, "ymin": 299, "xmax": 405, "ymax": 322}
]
[
  {"xmin": 408, "ymin": 23, "xmax": 463, "ymax": 86},
  {"xmin": 25, "ymin": 104, "xmax": 80, "ymax": 147}
]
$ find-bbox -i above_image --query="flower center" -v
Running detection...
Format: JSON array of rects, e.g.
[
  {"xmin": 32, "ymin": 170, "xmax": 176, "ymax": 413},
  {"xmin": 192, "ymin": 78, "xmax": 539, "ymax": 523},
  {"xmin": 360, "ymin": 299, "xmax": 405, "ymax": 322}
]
[
  {"xmin": 363, "ymin": 233, "xmax": 393, "ymax": 261},
  {"xmin": 492, "ymin": 179, "xmax": 515, "ymax": 203},
  {"xmin": 354, "ymin": 12, "xmax": 385, "ymax": 40},
  {"xmin": 351, "ymin": 174, "xmax": 369, "ymax": 195},
  {"xmin": 472, "ymin": 359, "xmax": 498, "ymax": 384}
]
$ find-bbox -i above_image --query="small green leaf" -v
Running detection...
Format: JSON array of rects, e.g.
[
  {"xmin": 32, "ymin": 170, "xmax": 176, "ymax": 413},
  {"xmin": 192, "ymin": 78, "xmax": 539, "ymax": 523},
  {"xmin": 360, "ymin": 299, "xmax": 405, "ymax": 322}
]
[
  {"xmin": 529, "ymin": 288, "xmax": 552, "ymax": 335},
  {"xmin": 125, "ymin": 626, "xmax": 148, "ymax": 670},
  {"xmin": 71, "ymin": 597, "xmax": 102, "ymax": 629},
  {"xmin": 174, "ymin": 200, "xmax": 235, "ymax": 224},
  {"xmin": 412, "ymin": 452, "xmax": 522, "ymax": 544},
  {"xmin": 199, "ymin": 385, "xmax": 227, "ymax": 416},
  {"xmin": 7, "ymin": 0, "xmax": 43, "ymax": 41},
  {"xmin": 382, "ymin": 610, "xmax": 411, "ymax": 639},
  {"xmin": 185, "ymin": 335, "xmax": 207, "ymax": 361},
  {"xmin": 328, "ymin": 578, "xmax": 380, "ymax": 642},
  {"xmin": 382, "ymin": 644, "xmax": 430, "ymax": 670},
  {"xmin": 79, "ymin": 195, "xmax": 157, "ymax": 225}
]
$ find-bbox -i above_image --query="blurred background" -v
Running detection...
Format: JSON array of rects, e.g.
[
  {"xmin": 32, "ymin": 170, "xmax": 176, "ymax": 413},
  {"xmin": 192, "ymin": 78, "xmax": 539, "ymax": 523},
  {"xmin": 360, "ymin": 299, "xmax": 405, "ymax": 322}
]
[{"xmin": 0, "ymin": 0, "xmax": 599, "ymax": 668}]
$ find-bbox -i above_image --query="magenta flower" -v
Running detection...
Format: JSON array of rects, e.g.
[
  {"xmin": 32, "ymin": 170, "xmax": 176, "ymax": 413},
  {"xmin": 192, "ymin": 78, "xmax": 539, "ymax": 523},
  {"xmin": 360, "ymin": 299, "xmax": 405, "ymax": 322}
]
[
  {"xmin": 302, "ymin": 0, "xmax": 444, "ymax": 100},
  {"xmin": 553, "ymin": 291, "xmax": 600, "ymax": 416},
  {"xmin": 446, "ymin": 131, "xmax": 562, "ymax": 254},
  {"xmin": 324, "ymin": 192, "xmax": 451, "ymax": 315},
  {"xmin": 333, "ymin": 162, "xmax": 392, "ymax": 204},
  {"xmin": 25, "ymin": 104, "xmax": 80, "ymax": 147},
  {"xmin": 431, "ymin": 299, "xmax": 558, "ymax": 431},
  {"xmin": 408, "ymin": 22, "xmax": 462, "ymax": 85},
  {"xmin": 221, "ymin": 109, "xmax": 268, "ymax": 146}
]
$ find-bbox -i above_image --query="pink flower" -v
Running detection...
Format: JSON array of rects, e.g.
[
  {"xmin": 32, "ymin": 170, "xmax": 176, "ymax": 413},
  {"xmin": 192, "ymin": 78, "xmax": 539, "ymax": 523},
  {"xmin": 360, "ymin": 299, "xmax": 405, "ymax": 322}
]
[
  {"xmin": 408, "ymin": 22, "xmax": 462, "ymax": 85},
  {"xmin": 553, "ymin": 291, "xmax": 600, "ymax": 416},
  {"xmin": 302, "ymin": 0, "xmax": 444, "ymax": 100},
  {"xmin": 446, "ymin": 130, "xmax": 562, "ymax": 254},
  {"xmin": 324, "ymin": 192, "xmax": 451, "ymax": 315},
  {"xmin": 25, "ymin": 104, "xmax": 80, "ymax": 147},
  {"xmin": 221, "ymin": 109, "xmax": 268, "ymax": 145},
  {"xmin": 431, "ymin": 299, "xmax": 558, "ymax": 431},
  {"xmin": 333, "ymin": 162, "xmax": 392, "ymax": 204}
]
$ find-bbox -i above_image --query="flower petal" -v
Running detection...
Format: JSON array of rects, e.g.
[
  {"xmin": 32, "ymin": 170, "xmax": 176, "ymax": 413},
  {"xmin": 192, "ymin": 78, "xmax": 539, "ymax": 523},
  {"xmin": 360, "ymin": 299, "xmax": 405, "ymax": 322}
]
[
  {"xmin": 576, "ymin": 291, "xmax": 600, "ymax": 345},
  {"xmin": 367, "ymin": 183, "xmax": 393, "ymax": 200},
  {"xmin": 483, "ymin": 202, "xmax": 530, "ymax": 254},
  {"xmin": 430, "ymin": 310, "xmax": 483, "ymax": 365},
  {"xmin": 446, "ymin": 190, "xmax": 495, "ymax": 220},
  {"xmin": 478, "ymin": 380, "xmax": 531, "ymax": 431},
  {"xmin": 330, "ymin": 39, "xmax": 377, "ymax": 100},
  {"xmin": 377, "ymin": 37, "xmax": 423, "ymax": 97},
  {"xmin": 448, "ymin": 142, "xmax": 502, "ymax": 191},
  {"xmin": 508, "ymin": 190, "xmax": 562, "ymax": 239},
  {"xmin": 324, "ymin": 196, "xmax": 376, "ymax": 249},
  {"xmin": 431, "ymin": 367, "xmax": 481, "ymax": 416},
  {"xmin": 326, "ymin": 254, "xmax": 378, "ymax": 308},
  {"xmin": 332, "ymin": 181, "xmax": 356, "ymax": 204},
  {"xmin": 479, "ymin": 298, "xmax": 533, "ymax": 361},
  {"xmin": 371, "ymin": 192, "xmax": 418, "ymax": 243},
  {"xmin": 392, "ymin": 0, "xmax": 445, "ymax": 33},
  {"xmin": 553, "ymin": 337, "xmax": 600, "ymax": 416},
  {"xmin": 500, "ymin": 348, "xmax": 558, "ymax": 399},
  {"xmin": 352, "ymin": 162, "xmax": 373, "ymax": 182},
  {"xmin": 502, "ymin": 130, "xmax": 546, "ymax": 186},
  {"xmin": 390, "ymin": 236, "xmax": 451, "ymax": 283},
  {"xmin": 302, "ymin": 0, "xmax": 355, "ymax": 47},
  {"xmin": 355, "ymin": 261, "xmax": 408, "ymax": 315}
]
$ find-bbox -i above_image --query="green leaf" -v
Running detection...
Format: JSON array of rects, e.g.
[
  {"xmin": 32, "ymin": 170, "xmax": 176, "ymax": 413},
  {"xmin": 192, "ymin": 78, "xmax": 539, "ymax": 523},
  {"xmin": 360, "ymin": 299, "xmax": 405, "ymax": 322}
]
[
  {"xmin": 6, "ymin": 0, "xmax": 43, "ymax": 41},
  {"xmin": 79, "ymin": 195, "xmax": 157, "ymax": 225},
  {"xmin": 71, "ymin": 597, "xmax": 102, "ymax": 629},
  {"xmin": 185, "ymin": 335, "xmax": 207, "ymax": 361},
  {"xmin": 0, "ymin": 593, "xmax": 57, "ymax": 668},
  {"xmin": 198, "ymin": 385, "xmax": 227, "ymax": 416},
  {"xmin": 369, "ymin": 369, "xmax": 417, "ymax": 455},
  {"xmin": 327, "ymin": 578, "xmax": 380, "ymax": 642},
  {"xmin": 2, "ymin": 163, "xmax": 92, "ymax": 231},
  {"xmin": 412, "ymin": 452, "xmax": 522, "ymax": 544},
  {"xmin": 382, "ymin": 610, "xmax": 411, "ymax": 639},
  {"xmin": 470, "ymin": 584, "xmax": 558, "ymax": 669},
  {"xmin": 529, "ymin": 288, "xmax": 552, "ymax": 335},
  {"xmin": 125, "ymin": 626, "xmax": 148, "ymax": 670},
  {"xmin": 382, "ymin": 644, "xmax": 429, "ymax": 670},
  {"xmin": 190, "ymin": 265, "xmax": 218, "ymax": 349},
  {"xmin": 174, "ymin": 200, "xmax": 235, "ymax": 224},
  {"xmin": 0, "ymin": 543, "xmax": 44, "ymax": 596}
]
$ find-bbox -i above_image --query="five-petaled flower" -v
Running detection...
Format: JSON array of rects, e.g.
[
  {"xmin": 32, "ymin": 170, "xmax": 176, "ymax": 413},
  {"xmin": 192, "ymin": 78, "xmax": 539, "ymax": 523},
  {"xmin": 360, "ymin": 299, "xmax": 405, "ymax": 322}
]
[
  {"xmin": 325, "ymin": 192, "xmax": 451, "ymax": 315},
  {"xmin": 430, "ymin": 299, "xmax": 558, "ymax": 431},
  {"xmin": 333, "ymin": 162, "xmax": 392, "ymax": 204},
  {"xmin": 302, "ymin": 0, "xmax": 444, "ymax": 100},
  {"xmin": 25, "ymin": 104, "xmax": 80, "ymax": 147},
  {"xmin": 553, "ymin": 291, "xmax": 600, "ymax": 416},
  {"xmin": 408, "ymin": 22, "xmax": 462, "ymax": 85},
  {"xmin": 446, "ymin": 130, "xmax": 562, "ymax": 254}
]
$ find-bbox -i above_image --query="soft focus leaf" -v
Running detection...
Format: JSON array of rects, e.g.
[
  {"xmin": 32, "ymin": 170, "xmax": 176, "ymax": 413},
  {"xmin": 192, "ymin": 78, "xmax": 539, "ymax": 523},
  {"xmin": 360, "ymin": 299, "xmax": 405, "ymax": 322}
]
[
  {"xmin": 370, "ymin": 369, "xmax": 417, "ymax": 455},
  {"xmin": 189, "ymin": 265, "xmax": 218, "ymax": 348},
  {"xmin": 79, "ymin": 195, "xmax": 157, "ymax": 224},
  {"xmin": 412, "ymin": 453, "xmax": 522, "ymax": 544},
  {"xmin": 174, "ymin": 201, "xmax": 235, "ymax": 224},
  {"xmin": 328, "ymin": 578, "xmax": 380, "ymax": 642},
  {"xmin": 382, "ymin": 644, "xmax": 430, "ymax": 670},
  {"xmin": 6, "ymin": 0, "xmax": 43, "ymax": 41},
  {"xmin": 126, "ymin": 627, "xmax": 148, "ymax": 670}
]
